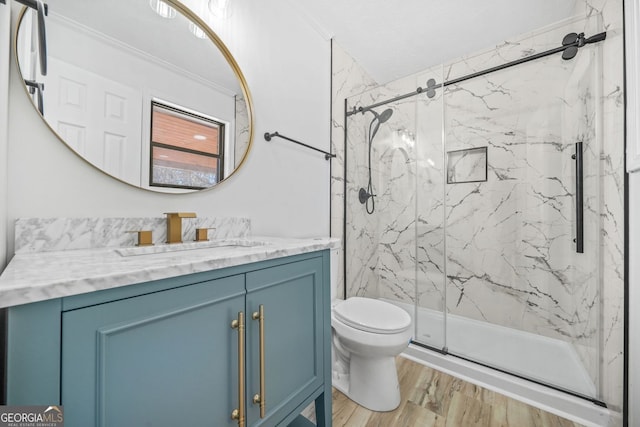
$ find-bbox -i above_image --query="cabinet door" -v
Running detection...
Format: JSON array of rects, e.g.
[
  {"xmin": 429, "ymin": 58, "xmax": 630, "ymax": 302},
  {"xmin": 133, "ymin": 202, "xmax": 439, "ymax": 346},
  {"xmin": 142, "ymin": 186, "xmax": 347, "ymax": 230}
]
[
  {"xmin": 245, "ymin": 257, "xmax": 324, "ymax": 427},
  {"xmin": 62, "ymin": 275, "xmax": 245, "ymax": 427}
]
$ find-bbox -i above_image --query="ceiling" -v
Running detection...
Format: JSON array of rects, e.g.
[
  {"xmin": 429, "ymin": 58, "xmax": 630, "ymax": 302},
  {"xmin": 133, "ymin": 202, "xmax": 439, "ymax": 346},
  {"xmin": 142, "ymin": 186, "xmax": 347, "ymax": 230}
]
[
  {"xmin": 43, "ymin": 0, "xmax": 241, "ymax": 94},
  {"xmin": 39, "ymin": 0, "xmax": 579, "ymax": 88},
  {"xmin": 291, "ymin": 0, "xmax": 579, "ymax": 84}
]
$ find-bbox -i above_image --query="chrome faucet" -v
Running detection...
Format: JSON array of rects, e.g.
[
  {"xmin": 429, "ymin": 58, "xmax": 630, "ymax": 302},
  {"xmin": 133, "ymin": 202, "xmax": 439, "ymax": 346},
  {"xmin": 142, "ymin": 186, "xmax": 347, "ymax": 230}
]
[{"xmin": 164, "ymin": 212, "xmax": 196, "ymax": 244}]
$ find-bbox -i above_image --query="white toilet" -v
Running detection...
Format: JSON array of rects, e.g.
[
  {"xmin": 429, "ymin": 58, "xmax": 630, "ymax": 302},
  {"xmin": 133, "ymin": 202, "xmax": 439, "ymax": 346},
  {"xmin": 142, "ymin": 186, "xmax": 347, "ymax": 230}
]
[{"xmin": 330, "ymin": 252, "xmax": 413, "ymax": 411}]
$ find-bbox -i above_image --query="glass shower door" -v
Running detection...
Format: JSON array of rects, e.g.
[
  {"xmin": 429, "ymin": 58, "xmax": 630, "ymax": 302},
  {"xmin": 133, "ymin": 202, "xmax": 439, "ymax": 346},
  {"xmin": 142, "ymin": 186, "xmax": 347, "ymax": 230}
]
[
  {"xmin": 441, "ymin": 18, "xmax": 601, "ymax": 399},
  {"xmin": 414, "ymin": 66, "xmax": 447, "ymax": 351},
  {"xmin": 344, "ymin": 79, "xmax": 447, "ymax": 348},
  {"xmin": 343, "ymin": 13, "xmax": 604, "ymax": 402},
  {"xmin": 344, "ymin": 91, "xmax": 419, "ymax": 295}
]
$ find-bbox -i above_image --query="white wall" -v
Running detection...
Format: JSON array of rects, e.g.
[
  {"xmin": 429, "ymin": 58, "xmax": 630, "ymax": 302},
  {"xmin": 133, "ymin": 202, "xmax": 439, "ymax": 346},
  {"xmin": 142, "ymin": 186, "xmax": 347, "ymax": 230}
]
[
  {"xmin": 3, "ymin": 0, "xmax": 331, "ymax": 258},
  {"xmin": 0, "ymin": 1, "xmax": 10, "ymax": 270}
]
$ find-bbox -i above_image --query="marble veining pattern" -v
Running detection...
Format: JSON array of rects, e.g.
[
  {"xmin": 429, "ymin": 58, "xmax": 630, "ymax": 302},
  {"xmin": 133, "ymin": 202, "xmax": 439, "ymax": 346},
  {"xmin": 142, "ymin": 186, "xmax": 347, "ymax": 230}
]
[
  {"xmin": 334, "ymin": 0, "xmax": 624, "ymax": 416},
  {"xmin": 235, "ymin": 93, "xmax": 250, "ymax": 167},
  {"xmin": 331, "ymin": 42, "xmax": 379, "ymax": 300},
  {"xmin": 14, "ymin": 217, "xmax": 251, "ymax": 253},
  {"xmin": 588, "ymin": 0, "xmax": 625, "ymax": 414},
  {"xmin": 346, "ymin": 26, "xmax": 603, "ymax": 390},
  {"xmin": 441, "ymin": 34, "xmax": 601, "ymax": 376},
  {"xmin": 0, "ymin": 236, "xmax": 339, "ymax": 309},
  {"xmin": 446, "ymin": 147, "xmax": 487, "ymax": 184}
]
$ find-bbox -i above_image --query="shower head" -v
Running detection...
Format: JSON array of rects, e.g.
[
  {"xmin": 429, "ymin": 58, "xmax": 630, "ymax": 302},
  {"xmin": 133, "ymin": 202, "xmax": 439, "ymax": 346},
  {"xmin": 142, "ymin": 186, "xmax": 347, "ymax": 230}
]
[
  {"xmin": 368, "ymin": 108, "xmax": 394, "ymax": 143},
  {"xmin": 377, "ymin": 108, "xmax": 393, "ymax": 123},
  {"xmin": 369, "ymin": 108, "xmax": 393, "ymax": 124},
  {"xmin": 359, "ymin": 107, "xmax": 394, "ymax": 215}
]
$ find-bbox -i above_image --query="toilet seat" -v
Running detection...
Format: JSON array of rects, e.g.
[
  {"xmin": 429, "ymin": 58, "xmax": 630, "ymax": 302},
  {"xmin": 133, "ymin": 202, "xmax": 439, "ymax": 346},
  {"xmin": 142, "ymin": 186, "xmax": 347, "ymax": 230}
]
[{"xmin": 334, "ymin": 297, "xmax": 411, "ymax": 334}]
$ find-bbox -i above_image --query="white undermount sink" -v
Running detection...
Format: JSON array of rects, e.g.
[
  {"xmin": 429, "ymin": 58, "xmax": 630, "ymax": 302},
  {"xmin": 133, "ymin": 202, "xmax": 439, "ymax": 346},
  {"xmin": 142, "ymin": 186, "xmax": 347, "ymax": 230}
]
[{"xmin": 115, "ymin": 239, "xmax": 270, "ymax": 257}]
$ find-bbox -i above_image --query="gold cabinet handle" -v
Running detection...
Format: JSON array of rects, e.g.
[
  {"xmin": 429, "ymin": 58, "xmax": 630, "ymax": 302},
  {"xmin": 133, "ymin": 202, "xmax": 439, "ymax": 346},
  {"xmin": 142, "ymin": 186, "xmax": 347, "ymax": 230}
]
[
  {"xmin": 252, "ymin": 305, "xmax": 266, "ymax": 418},
  {"xmin": 231, "ymin": 312, "xmax": 245, "ymax": 427}
]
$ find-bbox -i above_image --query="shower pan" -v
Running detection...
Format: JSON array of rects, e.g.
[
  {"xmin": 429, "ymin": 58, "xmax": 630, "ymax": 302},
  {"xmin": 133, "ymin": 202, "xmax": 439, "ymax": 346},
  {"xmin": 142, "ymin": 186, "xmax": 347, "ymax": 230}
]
[{"xmin": 344, "ymin": 15, "xmax": 605, "ymax": 405}]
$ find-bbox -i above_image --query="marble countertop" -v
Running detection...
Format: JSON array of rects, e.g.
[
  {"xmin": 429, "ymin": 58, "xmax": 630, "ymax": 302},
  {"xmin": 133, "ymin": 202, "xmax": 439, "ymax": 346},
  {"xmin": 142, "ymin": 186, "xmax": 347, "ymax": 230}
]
[{"xmin": 0, "ymin": 236, "xmax": 340, "ymax": 309}]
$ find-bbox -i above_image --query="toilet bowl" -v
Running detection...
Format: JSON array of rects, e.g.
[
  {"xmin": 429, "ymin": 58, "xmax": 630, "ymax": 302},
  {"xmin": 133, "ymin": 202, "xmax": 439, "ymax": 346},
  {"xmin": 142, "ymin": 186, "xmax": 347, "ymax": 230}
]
[{"xmin": 331, "ymin": 297, "xmax": 412, "ymax": 411}]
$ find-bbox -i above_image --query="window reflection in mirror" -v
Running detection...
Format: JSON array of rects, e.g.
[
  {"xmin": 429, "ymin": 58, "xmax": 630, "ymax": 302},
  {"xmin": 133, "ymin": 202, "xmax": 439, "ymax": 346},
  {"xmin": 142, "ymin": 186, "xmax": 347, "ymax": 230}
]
[
  {"xmin": 150, "ymin": 101, "xmax": 225, "ymax": 190},
  {"xmin": 14, "ymin": 0, "xmax": 253, "ymax": 193}
]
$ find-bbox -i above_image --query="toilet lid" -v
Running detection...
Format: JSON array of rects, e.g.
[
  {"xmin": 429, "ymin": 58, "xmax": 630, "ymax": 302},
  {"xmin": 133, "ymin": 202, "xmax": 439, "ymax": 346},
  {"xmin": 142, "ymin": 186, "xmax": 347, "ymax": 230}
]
[{"xmin": 334, "ymin": 297, "xmax": 411, "ymax": 334}]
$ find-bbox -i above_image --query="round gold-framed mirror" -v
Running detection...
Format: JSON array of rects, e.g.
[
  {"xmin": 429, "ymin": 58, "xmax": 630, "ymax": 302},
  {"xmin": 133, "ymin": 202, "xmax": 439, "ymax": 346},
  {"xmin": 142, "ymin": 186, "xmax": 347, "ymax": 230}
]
[{"xmin": 15, "ymin": 0, "xmax": 254, "ymax": 193}]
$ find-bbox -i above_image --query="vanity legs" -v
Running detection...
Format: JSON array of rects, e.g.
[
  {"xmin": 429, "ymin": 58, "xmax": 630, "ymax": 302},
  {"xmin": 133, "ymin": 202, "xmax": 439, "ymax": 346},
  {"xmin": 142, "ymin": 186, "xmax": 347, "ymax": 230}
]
[{"xmin": 315, "ymin": 389, "xmax": 332, "ymax": 427}]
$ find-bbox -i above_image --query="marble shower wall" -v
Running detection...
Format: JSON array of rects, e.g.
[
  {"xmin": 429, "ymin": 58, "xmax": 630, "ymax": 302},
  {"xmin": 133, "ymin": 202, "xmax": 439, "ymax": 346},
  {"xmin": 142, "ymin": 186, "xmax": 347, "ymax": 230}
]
[
  {"xmin": 589, "ymin": 0, "xmax": 625, "ymax": 416},
  {"xmin": 415, "ymin": 68, "xmax": 447, "ymax": 315},
  {"xmin": 333, "ymin": 0, "xmax": 624, "ymax": 416},
  {"xmin": 344, "ymin": 72, "xmax": 423, "ymax": 302},
  {"xmin": 234, "ymin": 93, "xmax": 250, "ymax": 167},
  {"xmin": 439, "ymin": 18, "xmax": 601, "ymax": 385},
  {"xmin": 330, "ymin": 42, "xmax": 378, "ymax": 300}
]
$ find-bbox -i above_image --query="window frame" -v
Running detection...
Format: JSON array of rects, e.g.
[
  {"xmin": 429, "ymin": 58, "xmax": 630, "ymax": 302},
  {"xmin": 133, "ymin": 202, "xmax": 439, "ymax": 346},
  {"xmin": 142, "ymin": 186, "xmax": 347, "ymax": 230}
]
[{"xmin": 149, "ymin": 100, "xmax": 226, "ymax": 190}]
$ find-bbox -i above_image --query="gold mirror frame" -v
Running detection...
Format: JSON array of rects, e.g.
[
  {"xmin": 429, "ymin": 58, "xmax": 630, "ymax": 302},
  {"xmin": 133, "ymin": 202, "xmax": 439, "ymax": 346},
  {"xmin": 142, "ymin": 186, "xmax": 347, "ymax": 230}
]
[{"xmin": 14, "ymin": 0, "xmax": 254, "ymax": 194}]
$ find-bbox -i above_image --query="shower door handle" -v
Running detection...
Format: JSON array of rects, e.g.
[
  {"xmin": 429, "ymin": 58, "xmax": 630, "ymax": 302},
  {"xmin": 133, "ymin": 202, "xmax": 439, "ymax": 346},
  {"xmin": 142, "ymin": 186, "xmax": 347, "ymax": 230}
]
[{"xmin": 572, "ymin": 141, "xmax": 584, "ymax": 253}]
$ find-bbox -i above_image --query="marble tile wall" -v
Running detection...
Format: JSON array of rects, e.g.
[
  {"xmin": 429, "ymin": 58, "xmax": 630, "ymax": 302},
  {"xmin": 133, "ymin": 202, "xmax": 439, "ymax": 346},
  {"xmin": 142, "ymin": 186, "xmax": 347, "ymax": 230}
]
[
  {"xmin": 415, "ymin": 74, "xmax": 447, "ymax": 316},
  {"xmin": 446, "ymin": 147, "xmax": 487, "ymax": 184},
  {"xmin": 365, "ymin": 89, "xmax": 418, "ymax": 304},
  {"xmin": 14, "ymin": 217, "xmax": 251, "ymax": 253},
  {"xmin": 330, "ymin": 42, "xmax": 378, "ymax": 300},
  {"xmin": 333, "ymin": 0, "xmax": 624, "ymax": 417},
  {"xmin": 587, "ymin": 0, "xmax": 625, "ymax": 416},
  {"xmin": 344, "ymin": 76, "xmax": 417, "ymax": 302},
  {"xmin": 440, "ymin": 28, "xmax": 601, "ymax": 384},
  {"xmin": 235, "ymin": 93, "xmax": 250, "ymax": 167}
]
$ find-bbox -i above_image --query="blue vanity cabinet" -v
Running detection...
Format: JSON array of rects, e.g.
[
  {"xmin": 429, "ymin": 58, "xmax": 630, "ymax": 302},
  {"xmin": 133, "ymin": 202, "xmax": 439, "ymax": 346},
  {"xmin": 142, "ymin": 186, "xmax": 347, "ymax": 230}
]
[
  {"xmin": 60, "ymin": 274, "xmax": 245, "ymax": 427},
  {"xmin": 245, "ymin": 257, "xmax": 325, "ymax": 427},
  {"xmin": 5, "ymin": 251, "xmax": 332, "ymax": 427}
]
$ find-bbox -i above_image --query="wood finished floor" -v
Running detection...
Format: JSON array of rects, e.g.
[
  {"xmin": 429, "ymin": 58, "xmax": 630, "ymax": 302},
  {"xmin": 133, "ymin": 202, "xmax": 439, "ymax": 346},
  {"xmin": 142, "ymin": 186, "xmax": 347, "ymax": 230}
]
[{"xmin": 331, "ymin": 356, "xmax": 585, "ymax": 427}]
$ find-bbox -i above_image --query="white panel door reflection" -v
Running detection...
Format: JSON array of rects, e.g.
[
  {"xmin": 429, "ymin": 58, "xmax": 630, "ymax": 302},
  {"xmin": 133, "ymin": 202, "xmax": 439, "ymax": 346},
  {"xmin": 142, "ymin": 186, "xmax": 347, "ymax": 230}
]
[{"xmin": 44, "ymin": 57, "xmax": 142, "ymax": 186}]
